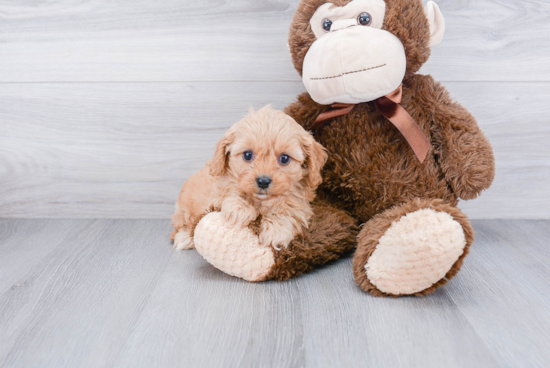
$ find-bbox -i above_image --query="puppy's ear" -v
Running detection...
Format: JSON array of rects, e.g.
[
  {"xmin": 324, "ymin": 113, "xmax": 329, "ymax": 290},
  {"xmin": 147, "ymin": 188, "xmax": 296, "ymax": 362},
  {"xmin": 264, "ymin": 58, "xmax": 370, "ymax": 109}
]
[
  {"xmin": 208, "ymin": 130, "xmax": 235, "ymax": 176},
  {"xmin": 302, "ymin": 133, "xmax": 328, "ymax": 190}
]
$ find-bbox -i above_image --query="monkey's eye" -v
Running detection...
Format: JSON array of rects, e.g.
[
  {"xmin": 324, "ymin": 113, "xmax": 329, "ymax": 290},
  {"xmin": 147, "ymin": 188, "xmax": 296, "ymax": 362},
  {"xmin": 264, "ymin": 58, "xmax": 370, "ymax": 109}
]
[
  {"xmin": 243, "ymin": 151, "xmax": 253, "ymax": 162},
  {"xmin": 357, "ymin": 12, "xmax": 372, "ymax": 26},
  {"xmin": 322, "ymin": 19, "xmax": 332, "ymax": 32},
  {"xmin": 278, "ymin": 154, "xmax": 291, "ymax": 165}
]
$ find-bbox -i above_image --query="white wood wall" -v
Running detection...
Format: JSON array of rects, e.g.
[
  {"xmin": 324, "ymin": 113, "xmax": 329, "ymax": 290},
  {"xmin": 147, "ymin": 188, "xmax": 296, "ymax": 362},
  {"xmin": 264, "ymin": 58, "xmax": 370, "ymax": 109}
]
[{"xmin": 1, "ymin": 0, "xmax": 549, "ymax": 219}]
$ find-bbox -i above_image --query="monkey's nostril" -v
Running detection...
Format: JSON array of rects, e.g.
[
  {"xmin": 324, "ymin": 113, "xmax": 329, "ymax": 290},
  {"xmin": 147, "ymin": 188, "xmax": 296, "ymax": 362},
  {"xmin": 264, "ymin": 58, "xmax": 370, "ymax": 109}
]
[{"xmin": 256, "ymin": 176, "xmax": 272, "ymax": 189}]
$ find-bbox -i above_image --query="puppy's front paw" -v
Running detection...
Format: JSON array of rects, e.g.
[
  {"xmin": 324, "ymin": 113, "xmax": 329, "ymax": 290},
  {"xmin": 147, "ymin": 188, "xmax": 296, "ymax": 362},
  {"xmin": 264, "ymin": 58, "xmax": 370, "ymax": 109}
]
[
  {"xmin": 174, "ymin": 228, "xmax": 194, "ymax": 250},
  {"xmin": 259, "ymin": 219, "xmax": 296, "ymax": 250},
  {"xmin": 221, "ymin": 197, "xmax": 258, "ymax": 228}
]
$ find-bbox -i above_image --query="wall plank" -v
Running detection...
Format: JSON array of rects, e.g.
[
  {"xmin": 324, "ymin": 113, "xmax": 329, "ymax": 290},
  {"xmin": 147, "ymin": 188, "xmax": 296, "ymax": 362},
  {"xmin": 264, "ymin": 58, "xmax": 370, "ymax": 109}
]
[
  {"xmin": 0, "ymin": 0, "xmax": 548, "ymax": 82},
  {"xmin": 0, "ymin": 81, "xmax": 548, "ymax": 219},
  {"xmin": 0, "ymin": 82, "xmax": 300, "ymax": 218}
]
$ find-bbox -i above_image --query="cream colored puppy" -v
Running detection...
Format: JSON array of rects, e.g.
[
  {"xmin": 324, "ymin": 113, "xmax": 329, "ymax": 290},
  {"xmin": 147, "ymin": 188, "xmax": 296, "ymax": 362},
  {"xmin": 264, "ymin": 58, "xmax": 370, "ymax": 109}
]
[{"xmin": 171, "ymin": 106, "xmax": 327, "ymax": 250}]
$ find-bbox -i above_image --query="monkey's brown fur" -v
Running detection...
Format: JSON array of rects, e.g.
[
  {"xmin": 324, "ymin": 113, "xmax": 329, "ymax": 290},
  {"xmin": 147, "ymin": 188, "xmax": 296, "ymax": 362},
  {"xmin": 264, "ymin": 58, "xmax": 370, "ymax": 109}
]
[
  {"xmin": 267, "ymin": 201, "xmax": 358, "ymax": 281},
  {"xmin": 244, "ymin": 202, "xmax": 357, "ymax": 282},
  {"xmin": 283, "ymin": 0, "xmax": 495, "ymax": 296}
]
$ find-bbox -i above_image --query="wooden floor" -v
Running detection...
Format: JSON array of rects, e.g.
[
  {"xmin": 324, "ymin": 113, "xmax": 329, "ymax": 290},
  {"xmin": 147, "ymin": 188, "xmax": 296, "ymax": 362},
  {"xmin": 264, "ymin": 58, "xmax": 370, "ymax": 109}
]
[{"xmin": 0, "ymin": 219, "xmax": 549, "ymax": 368}]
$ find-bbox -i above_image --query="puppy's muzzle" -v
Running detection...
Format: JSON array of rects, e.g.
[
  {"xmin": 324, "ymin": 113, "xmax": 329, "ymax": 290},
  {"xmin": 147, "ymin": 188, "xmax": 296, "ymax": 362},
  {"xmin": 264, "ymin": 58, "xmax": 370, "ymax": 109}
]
[{"xmin": 256, "ymin": 176, "xmax": 272, "ymax": 190}]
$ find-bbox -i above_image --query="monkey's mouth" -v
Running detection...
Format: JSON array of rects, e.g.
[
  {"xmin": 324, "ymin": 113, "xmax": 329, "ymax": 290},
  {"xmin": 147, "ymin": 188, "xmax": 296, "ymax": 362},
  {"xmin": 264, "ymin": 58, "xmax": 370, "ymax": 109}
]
[{"xmin": 309, "ymin": 63, "xmax": 386, "ymax": 81}]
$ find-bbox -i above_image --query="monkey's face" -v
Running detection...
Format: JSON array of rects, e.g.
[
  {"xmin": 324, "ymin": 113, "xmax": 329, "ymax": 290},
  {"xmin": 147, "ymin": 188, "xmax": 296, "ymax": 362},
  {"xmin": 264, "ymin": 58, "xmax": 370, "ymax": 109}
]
[
  {"xmin": 304, "ymin": 0, "xmax": 405, "ymax": 104},
  {"xmin": 290, "ymin": 0, "xmax": 445, "ymax": 105}
]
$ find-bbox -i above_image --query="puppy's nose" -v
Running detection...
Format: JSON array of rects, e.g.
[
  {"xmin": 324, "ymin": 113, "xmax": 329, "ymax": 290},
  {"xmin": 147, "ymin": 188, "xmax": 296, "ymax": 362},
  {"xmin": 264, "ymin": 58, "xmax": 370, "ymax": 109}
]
[{"xmin": 256, "ymin": 176, "xmax": 272, "ymax": 189}]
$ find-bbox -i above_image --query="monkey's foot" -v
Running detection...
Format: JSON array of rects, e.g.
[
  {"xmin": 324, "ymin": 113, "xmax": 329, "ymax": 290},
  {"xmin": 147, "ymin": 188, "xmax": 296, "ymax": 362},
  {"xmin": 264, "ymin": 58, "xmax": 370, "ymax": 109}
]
[
  {"xmin": 193, "ymin": 202, "xmax": 357, "ymax": 283},
  {"xmin": 194, "ymin": 212, "xmax": 275, "ymax": 282},
  {"xmin": 353, "ymin": 199, "xmax": 473, "ymax": 297}
]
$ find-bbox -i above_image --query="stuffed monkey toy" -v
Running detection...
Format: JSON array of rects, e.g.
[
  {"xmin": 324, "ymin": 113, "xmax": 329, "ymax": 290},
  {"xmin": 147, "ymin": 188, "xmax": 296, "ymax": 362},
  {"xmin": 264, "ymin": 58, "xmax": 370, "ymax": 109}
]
[
  {"xmin": 193, "ymin": 0, "xmax": 494, "ymax": 297},
  {"xmin": 283, "ymin": 0, "xmax": 495, "ymax": 296}
]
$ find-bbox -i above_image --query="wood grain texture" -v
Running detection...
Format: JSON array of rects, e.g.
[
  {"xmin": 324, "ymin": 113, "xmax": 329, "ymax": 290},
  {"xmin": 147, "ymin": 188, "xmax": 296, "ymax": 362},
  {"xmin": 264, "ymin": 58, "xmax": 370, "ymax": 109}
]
[
  {"xmin": 444, "ymin": 220, "xmax": 550, "ymax": 367},
  {"xmin": 0, "ymin": 0, "xmax": 549, "ymax": 82},
  {"xmin": 1, "ymin": 81, "xmax": 548, "ymax": 219},
  {"xmin": 0, "ymin": 82, "xmax": 300, "ymax": 218},
  {"xmin": 0, "ymin": 219, "xmax": 173, "ymax": 368},
  {"xmin": 0, "ymin": 219, "xmax": 549, "ymax": 367}
]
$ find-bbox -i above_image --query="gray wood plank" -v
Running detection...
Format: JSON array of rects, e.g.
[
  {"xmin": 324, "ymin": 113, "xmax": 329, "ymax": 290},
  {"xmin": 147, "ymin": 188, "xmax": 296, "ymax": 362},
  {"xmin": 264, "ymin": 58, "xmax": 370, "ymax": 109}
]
[
  {"xmin": 0, "ymin": 219, "xmax": 173, "ymax": 368},
  {"xmin": 0, "ymin": 219, "xmax": 549, "ymax": 367},
  {"xmin": 115, "ymin": 253, "xmax": 306, "ymax": 368},
  {"xmin": 0, "ymin": 0, "xmax": 548, "ymax": 82},
  {"xmin": 419, "ymin": 0, "xmax": 550, "ymax": 82},
  {"xmin": 115, "ymin": 256, "xmax": 500, "ymax": 368},
  {"xmin": 1, "ymin": 81, "xmax": 548, "ymax": 219},
  {"xmin": 502, "ymin": 220, "xmax": 550, "ymax": 269},
  {"xmin": 0, "ymin": 82, "xmax": 301, "ymax": 219},
  {"xmin": 0, "ymin": 219, "xmax": 95, "ymax": 292},
  {"xmin": 292, "ymin": 259, "xmax": 499, "ymax": 368},
  {"xmin": 445, "ymin": 220, "xmax": 550, "ymax": 368},
  {"xmin": 2, "ymin": 219, "xmax": 549, "ymax": 367}
]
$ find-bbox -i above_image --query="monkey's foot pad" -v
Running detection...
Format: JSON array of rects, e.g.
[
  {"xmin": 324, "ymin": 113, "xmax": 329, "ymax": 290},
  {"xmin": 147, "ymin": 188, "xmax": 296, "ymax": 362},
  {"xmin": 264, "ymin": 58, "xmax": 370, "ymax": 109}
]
[
  {"xmin": 365, "ymin": 208, "xmax": 467, "ymax": 295},
  {"xmin": 194, "ymin": 212, "xmax": 275, "ymax": 282}
]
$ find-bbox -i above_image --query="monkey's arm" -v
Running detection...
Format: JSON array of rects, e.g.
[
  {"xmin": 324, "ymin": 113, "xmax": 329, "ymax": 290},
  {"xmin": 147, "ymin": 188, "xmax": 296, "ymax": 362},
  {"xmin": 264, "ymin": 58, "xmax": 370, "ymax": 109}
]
[
  {"xmin": 284, "ymin": 92, "xmax": 326, "ymax": 131},
  {"xmin": 425, "ymin": 77, "xmax": 495, "ymax": 200}
]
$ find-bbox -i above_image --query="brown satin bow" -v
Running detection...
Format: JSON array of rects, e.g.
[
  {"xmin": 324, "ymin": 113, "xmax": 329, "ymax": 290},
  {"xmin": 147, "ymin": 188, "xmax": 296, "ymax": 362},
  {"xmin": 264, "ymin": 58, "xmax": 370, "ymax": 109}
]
[{"xmin": 310, "ymin": 84, "xmax": 431, "ymax": 163}]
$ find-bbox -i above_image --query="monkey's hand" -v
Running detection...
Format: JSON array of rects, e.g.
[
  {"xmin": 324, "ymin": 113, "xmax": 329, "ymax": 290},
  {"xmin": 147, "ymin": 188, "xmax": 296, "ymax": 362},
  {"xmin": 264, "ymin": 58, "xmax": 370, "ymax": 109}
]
[{"xmin": 427, "ymin": 77, "xmax": 495, "ymax": 200}]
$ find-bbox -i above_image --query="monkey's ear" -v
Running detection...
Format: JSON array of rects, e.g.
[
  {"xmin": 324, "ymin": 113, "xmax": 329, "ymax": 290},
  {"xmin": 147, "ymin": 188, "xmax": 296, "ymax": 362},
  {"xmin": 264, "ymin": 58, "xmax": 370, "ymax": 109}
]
[{"xmin": 424, "ymin": 1, "xmax": 445, "ymax": 47}]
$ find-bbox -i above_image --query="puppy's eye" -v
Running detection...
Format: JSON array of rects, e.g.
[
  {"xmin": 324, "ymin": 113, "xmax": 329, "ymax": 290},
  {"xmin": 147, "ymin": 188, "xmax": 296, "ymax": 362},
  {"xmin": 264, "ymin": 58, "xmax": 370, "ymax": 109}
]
[
  {"xmin": 357, "ymin": 12, "xmax": 372, "ymax": 26},
  {"xmin": 243, "ymin": 151, "xmax": 253, "ymax": 162},
  {"xmin": 278, "ymin": 154, "xmax": 291, "ymax": 165},
  {"xmin": 322, "ymin": 18, "xmax": 332, "ymax": 32}
]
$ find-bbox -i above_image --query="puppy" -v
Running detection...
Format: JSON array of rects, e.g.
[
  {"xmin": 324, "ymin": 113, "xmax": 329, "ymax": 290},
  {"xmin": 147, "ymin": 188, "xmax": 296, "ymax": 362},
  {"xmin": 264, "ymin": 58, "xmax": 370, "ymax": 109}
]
[{"xmin": 171, "ymin": 106, "xmax": 327, "ymax": 250}]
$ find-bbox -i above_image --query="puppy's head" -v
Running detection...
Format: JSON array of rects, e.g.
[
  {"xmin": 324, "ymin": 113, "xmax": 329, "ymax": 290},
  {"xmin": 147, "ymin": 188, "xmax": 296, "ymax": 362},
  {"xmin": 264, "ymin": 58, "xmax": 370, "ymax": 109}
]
[{"xmin": 209, "ymin": 106, "xmax": 327, "ymax": 201}]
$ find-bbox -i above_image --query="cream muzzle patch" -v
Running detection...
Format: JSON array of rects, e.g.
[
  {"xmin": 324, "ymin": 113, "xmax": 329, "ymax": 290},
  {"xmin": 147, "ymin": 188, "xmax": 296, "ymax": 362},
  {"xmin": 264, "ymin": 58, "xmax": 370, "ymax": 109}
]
[
  {"xmin": 303, "ymin": 24, "xmax": 407, "ymax": 105},
  {"xmin": 304, "ymin": 0, "xmax": 405, "ymax": 105},
  {"xmin": 303, "ymin": 0, "xmax": 444, "ymax": 105}
]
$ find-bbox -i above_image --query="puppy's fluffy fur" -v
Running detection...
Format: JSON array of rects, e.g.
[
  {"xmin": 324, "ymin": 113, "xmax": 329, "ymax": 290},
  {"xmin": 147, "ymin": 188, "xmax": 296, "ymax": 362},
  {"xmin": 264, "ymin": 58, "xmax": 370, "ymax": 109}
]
[{"xmin": 171, "ymin": 106, "xmax": 328, "ymax": 250}]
